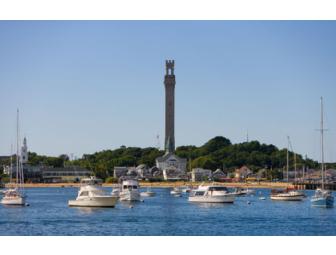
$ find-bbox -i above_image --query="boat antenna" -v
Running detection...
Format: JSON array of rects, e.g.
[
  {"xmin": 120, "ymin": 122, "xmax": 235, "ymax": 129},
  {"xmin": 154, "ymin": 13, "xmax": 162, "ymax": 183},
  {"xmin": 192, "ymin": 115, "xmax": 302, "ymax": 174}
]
[{"xmin": 287, "ymin": 136, "xmax": 296, "ymax": 182}]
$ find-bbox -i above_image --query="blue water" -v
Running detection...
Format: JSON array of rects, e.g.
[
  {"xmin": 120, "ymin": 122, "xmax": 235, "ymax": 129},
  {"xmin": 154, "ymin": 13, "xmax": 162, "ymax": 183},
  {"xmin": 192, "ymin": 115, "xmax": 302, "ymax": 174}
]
[{"xmin": 0, "ymin": 187, "xmax": 335, "ymax": 236}]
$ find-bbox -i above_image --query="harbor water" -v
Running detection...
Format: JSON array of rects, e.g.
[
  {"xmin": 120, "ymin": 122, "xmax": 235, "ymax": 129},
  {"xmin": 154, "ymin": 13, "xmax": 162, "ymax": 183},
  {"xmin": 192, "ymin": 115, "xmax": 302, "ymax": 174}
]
[{"xmin": 0, "ymin": 187, "xmax": 335, "ymax": 236}]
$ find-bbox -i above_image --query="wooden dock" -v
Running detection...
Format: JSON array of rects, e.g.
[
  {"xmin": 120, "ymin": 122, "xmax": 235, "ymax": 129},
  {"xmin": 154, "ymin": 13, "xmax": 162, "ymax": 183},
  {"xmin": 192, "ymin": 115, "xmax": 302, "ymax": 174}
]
[{"xmin": 294, "ymin": 182, "xmax": 336, "ymax": 191}]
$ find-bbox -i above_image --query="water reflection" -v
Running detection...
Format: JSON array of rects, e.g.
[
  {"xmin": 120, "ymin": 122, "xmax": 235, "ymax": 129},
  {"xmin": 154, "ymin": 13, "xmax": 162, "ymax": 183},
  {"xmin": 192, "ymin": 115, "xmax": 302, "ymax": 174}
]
[
  {"xmin": 190, "ymin": 202, "xmax": 234, "ymax": 209},
  {"xmin": 74, "ymin": 207, "xmax": 107, "ymax": 215}
]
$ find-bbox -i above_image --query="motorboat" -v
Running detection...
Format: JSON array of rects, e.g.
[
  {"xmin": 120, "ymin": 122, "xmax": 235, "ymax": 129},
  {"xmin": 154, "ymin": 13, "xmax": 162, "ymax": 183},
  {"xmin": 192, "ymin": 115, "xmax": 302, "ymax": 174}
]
[
  {"xmin": 311, "ymin": 188, "xmax": 334, "ymax": 208},
  {"xmin": 119, "ymin": 179, "xmax": 141, "ymax": 201},
  {"xmin": 68, "ymin": 177, "xmax": 118, "ymax": 207},
  {"xmin": 270, "ymin": 188, "xmax": 305, "ymax": 201},
  {"xmin": 141, "ymin": 187, "xmax": 156, "ymax": 197},
  {"xmin": 170, "ymin": 187, "xmax": 182, "ymax": 196},
  {"xmin": 111, "ymin": 184, "xmax": 121, "ymax": 197},
  {"xmin": 232, "ymin": 187, "xmax": 255, "ymax": 196},
  {"xmin": 188, "ymin": 184, "xmax": 235, "ymax": 203}
]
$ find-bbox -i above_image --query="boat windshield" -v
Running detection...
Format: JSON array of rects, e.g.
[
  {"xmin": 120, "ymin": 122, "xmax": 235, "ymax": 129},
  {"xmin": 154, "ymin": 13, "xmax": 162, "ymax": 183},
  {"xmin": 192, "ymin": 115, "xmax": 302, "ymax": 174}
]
[
  {"xmin": 123, "ymin": 185, "xmax": 138, "ymax": 190},
  {"xmin": 208, "ymin": 187, "xmax": 228, "ymax": 191},
  {"xmin": 194, "ymin": 191, "xmax": 205, "ymax": 196},
  {"xmin": 81, "ymin": 179, "xmax": 102, "ymax": 186}
]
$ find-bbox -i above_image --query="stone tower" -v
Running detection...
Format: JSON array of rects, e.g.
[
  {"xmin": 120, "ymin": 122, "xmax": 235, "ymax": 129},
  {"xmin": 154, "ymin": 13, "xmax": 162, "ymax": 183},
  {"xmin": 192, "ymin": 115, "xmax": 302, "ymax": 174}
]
[
  {"xmin": 21, "ymin": 137, "xmax": 28, "ymax": 164},
  {"xmin": 164, "ymin": 60, "xmax": 175, "ymax": 153}
]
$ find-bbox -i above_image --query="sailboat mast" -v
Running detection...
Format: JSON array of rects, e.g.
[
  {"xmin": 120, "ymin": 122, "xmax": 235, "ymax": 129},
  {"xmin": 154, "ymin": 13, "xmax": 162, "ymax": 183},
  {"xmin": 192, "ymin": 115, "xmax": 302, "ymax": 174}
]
[
  {"xmin": 286, "ymin": 137, "xmax": 289, "ymax": 183},
  {"xmin": 320, "ymin": 97, "xmax": 325, "ymax": 190},
  {"xmin": 10, "ymin": 143, "xmax": 13, "ymax": 184},
  {"xmin": 16, "ymin": 109, "xmax": 19, "ymax": 187},
  {"xmin": 294, "ymin": 152, "xmax": 297, "ymax": 182}
]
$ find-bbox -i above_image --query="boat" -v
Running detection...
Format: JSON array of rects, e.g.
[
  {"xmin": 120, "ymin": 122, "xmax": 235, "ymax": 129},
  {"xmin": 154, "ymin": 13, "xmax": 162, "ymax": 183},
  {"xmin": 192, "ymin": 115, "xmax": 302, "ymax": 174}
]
[
  {"xmin": 111, "ymin": 184, "xmax": 121, "ymax": 197},
  {"xmin": 68, "ymin": 176, "xmax": 118, "ymax": 207},
  {"xmin": 270, "ymin": 136, "xmax": 305, "ymax": 201},
  {"xmin": 188, "ymin": 184, "xmax": 235, "ymax": 203},
  {"xmin": 119, "ymin": 179, "xmax": 141, "ymax": 201},
  {"xmin": 232, "ymin": 187, "xmax": 255, "ymax": 196},
  {"xmin": 270, "ymin": 188, "xmax": 305, "ymax": 201},
  {"xmin": 1, "ymin": 110, "xmax": 26, "ymax": 206},
  {"xmin": 311, "ymin": 97, "xmax": 334, "ymax": 208},
  {"xmin": 170, "ymin": 187, "xmax": 182, "ymax": 196},
  {"xmin": 141, "ymin": 187, "xmax": 156, "ymax": 197}
]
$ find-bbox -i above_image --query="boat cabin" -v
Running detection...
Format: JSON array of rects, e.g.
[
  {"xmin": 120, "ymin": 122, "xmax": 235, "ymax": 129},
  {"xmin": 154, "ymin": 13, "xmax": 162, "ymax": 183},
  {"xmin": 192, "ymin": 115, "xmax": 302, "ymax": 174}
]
[
  {"xmin": 122, "ymin": 180, "xmax": 139, "ymax": 191},
  {"xmin": 80, "ymin": 177, "xmax": 103, "ymax": 186}
]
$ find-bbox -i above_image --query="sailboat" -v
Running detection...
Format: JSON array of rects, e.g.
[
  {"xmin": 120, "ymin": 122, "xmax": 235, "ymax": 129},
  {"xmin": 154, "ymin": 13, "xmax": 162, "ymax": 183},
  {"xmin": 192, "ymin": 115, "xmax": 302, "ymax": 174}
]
[
  {"xmin": 1, "ymin": 109, "xmax": 26, "ymax": 206},
  {"xmin": 311, "ymin": 97, "xmax": 334, "ymax": 208},
  {"xmin": 270, "ymin": 137, "xmax": 305, "ymax": 201}
]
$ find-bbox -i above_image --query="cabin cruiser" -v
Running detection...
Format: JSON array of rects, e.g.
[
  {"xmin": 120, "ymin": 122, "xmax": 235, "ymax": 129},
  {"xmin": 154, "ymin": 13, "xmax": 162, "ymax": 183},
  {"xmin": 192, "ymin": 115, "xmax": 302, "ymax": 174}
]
[
  {"xmin": 188, "ymin": 184, "xmax": 235, "ymax": 203},
  {"xmin": 270, "ymin": 188, "xmax": 305, "ymax": 201},
  {"xmin": 1, "ymin": 188, "xmax": 25, "ymax": 205},
  {"xmin": 170, "ymin": 187, "xmax": 182, "ymax": 196},
  {"xmin": 311, "ymin": 188, "xmax": 334, "ymax": 208},
  {"xmin": 68, "ymin": 177, "xmax": 118, "ymax": 207},
  {"xmin": 119, "ymin": 179, "xmax": 141, "ymax": 201}
]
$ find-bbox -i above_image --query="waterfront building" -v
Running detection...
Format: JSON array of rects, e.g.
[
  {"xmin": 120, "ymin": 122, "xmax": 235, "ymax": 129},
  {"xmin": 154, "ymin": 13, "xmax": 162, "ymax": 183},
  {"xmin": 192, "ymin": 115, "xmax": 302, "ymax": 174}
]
[
  {"xmin": 212, "ymin": 169, "xmax": 226, "ymax": 181},
  {"xmin": 191, "ymin": 168, "xmax": 213, "ymax": 182},
  {"xmin": 113, "ymin": 166, "xmax": 128, "ymax": 178},
  {"xmin": 136, "ymin": 164, "xmax": 151, "ymax": 179},
  {"xmin": 234, "ymin": 166, "xmax": 252, "ymax": 180},
  {"xmin": 155, "ymin": 60, "xmax": 187, "ymax": 180},
  {"xmin": 41, "ymin": 166, "xmax": 91, "ymax": 183}
]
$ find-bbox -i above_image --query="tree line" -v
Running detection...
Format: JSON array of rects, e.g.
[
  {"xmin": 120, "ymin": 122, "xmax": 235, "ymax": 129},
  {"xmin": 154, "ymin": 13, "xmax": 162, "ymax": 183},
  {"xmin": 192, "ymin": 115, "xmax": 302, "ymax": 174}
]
[{"xmin": 1, "ymin": 136, "xmax": 332, "ymax": 180}]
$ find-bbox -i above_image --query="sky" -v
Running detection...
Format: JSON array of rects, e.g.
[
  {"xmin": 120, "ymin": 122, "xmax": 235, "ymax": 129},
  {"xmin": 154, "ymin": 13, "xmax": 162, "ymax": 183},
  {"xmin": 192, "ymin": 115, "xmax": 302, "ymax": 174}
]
[{"xmin": 0, "ymin": 21, "xmax": 336, "ymax": 162}]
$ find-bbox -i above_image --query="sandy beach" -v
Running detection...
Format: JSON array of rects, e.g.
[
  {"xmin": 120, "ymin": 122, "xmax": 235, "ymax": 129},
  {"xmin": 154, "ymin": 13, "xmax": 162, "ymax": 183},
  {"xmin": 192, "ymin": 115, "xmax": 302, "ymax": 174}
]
[{"xmin": 4, "ymin": 181, "xmax": 296, "ymax": 189}]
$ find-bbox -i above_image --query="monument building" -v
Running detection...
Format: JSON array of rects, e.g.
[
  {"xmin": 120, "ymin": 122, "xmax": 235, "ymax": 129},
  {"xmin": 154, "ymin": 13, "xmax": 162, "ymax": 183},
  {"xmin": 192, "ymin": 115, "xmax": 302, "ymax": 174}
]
[{"xmin": 156, "ymin": 60, "xmax": 187, "ymax": 180}]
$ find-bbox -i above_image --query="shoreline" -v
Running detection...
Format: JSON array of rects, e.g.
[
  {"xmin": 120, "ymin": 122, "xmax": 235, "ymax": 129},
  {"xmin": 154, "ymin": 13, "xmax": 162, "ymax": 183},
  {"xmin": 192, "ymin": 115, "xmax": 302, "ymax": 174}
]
[{"xmin": 3, "ymin": 181, "xmax": 296, "ymax": 189}]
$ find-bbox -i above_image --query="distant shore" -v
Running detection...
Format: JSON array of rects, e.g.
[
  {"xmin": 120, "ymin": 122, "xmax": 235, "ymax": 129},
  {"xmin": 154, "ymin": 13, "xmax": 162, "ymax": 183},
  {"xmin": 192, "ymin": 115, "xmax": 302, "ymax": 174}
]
[{"xmin": 4, "ymin": 181, "xmax": 296, "ymax": 189}]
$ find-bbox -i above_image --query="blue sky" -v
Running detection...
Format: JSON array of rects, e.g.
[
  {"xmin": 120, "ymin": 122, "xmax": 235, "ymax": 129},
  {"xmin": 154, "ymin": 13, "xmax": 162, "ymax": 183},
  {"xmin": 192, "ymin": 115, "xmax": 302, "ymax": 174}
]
[{"xmin": 0, "ymin": 21, "xmax": 336, "ymax": 162}]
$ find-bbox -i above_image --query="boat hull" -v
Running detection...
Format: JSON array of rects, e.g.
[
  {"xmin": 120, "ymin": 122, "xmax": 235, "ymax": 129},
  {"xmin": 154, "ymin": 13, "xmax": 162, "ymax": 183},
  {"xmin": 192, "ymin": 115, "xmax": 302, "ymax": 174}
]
[
  {"xmin": 0, "ymin": 196, "xmax": 25, "ymax": 205},
  {"xmin": 119, "ymin": 191, "xmax": 141, "ymax": 201},
  {"xmin": 270, "ymin": 195, "xmax": 304, "ymax": 201},
  {"xmin": 311, "ymin": 196, "xmax": 334, "ymax": 208},
  {"xmin": 189, "ymin": 194, "xmax": 235, "ymax": 203},
  {"xmin": 68, "ymin": 196, "xmax": 118, "ymax": 207},
  {"xmin": 141, "ymin": 192, "xmax": 155, "ymax": 197}
]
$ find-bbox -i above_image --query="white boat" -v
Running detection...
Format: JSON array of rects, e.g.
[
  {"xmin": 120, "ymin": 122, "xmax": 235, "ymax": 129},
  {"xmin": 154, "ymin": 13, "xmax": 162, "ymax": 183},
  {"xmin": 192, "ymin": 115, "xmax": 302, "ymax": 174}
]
[
  {"xmin": 232, "ymin": 187, "xmax": 255, "ymax": 196},
  {"xmin": 1, "ymin": 188, "xmax": 25, "ymax": 205},
  {"xmin": 270, "ymin": 188, "xmax": 305, "ymax": 201},
  {"xmin": 311, "ymin": 97, "xmax": 334, "ymax": 208},
  {"xmin": 111, "ymin": 184, "xmax": 121, "ymax": 197},
  {"xmin": 1, "ymin": 110, "xmax": 26, "ymax": 206},
  {"xmin": 119, "ymin": 179, "xmax": 141, "ymax": 201},
  {"xmin": 270, "ymin": 136, "xmax": 305, "ymax": 201},
  {"xmin": 311, "ymin": 189, "xmax": 334, "ymax": 208},
  {"xmin": 188, "ymin": 184, "xmax": 235, "ymax": 203},
  {"xmin": 68, "ymin": 177, "xmax": 118, "ymax": 207},
  {"xmin": 170, "ymin": 187, "xmax": 182, "ymax": 196},
  {"xmin": 141, "ymin": 187, "xmax": 156, "ymax": 197}
]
